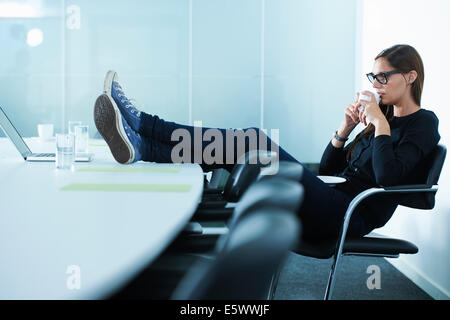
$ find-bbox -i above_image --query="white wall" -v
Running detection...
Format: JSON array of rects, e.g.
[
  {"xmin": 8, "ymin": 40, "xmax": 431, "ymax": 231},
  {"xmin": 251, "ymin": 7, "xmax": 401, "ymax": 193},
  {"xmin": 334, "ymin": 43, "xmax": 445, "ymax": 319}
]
[{"xmin": 359, "ymin": 0, "xmax": 450, "ymax": 299}]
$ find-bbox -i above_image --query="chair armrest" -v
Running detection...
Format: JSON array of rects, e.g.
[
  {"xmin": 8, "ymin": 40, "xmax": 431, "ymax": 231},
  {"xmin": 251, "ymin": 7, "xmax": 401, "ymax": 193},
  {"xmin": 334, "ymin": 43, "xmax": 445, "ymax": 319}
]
[
  {"xmin": 202, "ymin": 193, "xmax": 225, "ymax": 201},
  {"xmin": 197, "ymin": 200, "xmax": 228, "ymax": 209},
  {"xmin": 383, "ymin": 184, "xmax": 437, "ymax": 191},
  {"xmin": 191, "ymin": 208, "xmax": 234, "ymax": 222},
  {"xmin": 344, "ymin": 184, "xmax": 438, "ymax": 228},
  {"xmin": 332, "ymin": 184, "xmax": 439, "ymax": 267},
  {"xmin": 182, "ymin": 222, "xmax": 203, "ymax": 235},
  {"xmin": 203, "ymin": 188, "xmax": 223, "ymax": 195}
]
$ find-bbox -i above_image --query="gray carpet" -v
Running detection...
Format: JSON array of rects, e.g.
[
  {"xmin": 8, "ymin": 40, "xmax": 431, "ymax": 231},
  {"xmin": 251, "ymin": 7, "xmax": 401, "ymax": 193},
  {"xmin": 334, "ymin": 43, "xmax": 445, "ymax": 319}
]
[{"xmin": 274, "ymin": 252, "xmax": 433, "ymax": 300}]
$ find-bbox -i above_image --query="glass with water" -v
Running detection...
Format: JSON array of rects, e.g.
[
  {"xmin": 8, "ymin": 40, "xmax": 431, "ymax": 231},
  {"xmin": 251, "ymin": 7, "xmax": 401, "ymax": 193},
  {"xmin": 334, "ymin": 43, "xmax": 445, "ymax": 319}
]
[
  {"xmin": 75, "ymin": 125, "xmax": 89, "ymax": 154},
  {"xmin": 56, "ymin": 134, "xmax": 75, "ymax": 170},
  {"xmin": 68, "ymin": 121, "xmax": 82, "ymax": 136}
]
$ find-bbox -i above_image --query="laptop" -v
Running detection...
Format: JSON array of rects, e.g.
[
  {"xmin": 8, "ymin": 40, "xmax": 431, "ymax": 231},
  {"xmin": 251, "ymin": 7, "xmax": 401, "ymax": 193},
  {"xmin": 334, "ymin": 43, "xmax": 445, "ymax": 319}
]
[{"xmin": 0, "ymin": 106, "xmax": 93, "ymax": 162}]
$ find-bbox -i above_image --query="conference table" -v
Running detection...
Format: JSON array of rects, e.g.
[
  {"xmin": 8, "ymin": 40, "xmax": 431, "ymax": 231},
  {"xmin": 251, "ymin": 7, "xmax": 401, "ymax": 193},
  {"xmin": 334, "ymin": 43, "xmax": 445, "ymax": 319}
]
[{"xmin": 0, "ymin": 137, "xmax": 204, "ymax": 299}]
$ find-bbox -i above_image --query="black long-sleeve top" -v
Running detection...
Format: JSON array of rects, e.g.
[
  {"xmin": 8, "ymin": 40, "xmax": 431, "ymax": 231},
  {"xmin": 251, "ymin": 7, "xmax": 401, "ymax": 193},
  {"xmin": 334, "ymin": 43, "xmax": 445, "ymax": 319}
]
[{"xmin": 319, "ymin": 108, "xmax": 440, "ymax": 230}]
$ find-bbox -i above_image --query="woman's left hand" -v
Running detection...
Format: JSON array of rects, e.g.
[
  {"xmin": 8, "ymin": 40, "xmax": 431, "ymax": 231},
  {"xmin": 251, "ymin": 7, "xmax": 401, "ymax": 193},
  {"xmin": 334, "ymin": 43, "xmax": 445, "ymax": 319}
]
[{"xmin": 358, "ymin": 91, "xmax": 386, "ymax": 127}]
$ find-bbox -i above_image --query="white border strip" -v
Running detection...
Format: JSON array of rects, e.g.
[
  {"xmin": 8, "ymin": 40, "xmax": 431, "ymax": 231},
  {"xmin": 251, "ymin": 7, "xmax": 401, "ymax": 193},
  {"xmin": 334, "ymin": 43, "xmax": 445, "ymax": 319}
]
[
  {"xmin": 354, "ymin": 0, "xmax": 364, "ymax": 94},
  {"xmin": 188, "ymin": 0, "xmax": 193, "ymax": 126},
  {"xmin": 260, "ymin": 0, "xmax": 265, "ymax": 130},
  {"xmin": 62, "ymin": 0, "xmax": 66, "ymax": 133}
]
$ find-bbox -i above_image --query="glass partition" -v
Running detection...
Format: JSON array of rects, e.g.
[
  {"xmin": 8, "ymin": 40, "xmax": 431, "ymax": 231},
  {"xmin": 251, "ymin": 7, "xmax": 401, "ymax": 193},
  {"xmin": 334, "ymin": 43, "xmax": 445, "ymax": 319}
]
[{"xmin": 0, "ymin": 0, "xmax": 357, "ymax": 163}]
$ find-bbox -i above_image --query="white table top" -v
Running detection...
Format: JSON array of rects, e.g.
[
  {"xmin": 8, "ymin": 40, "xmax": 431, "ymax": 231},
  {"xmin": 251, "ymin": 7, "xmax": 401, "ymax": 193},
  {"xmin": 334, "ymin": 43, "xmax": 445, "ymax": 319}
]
[{"xmin": 0, "ymin": 137, "xmax": 204, "ymax": 299}]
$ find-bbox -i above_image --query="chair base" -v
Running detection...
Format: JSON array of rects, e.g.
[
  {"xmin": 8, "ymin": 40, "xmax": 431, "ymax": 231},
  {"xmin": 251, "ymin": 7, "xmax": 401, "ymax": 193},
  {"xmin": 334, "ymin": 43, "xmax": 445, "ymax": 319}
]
[{"xmin": 292, "ymin": 233, "xmax": 419, "ymax": 300}]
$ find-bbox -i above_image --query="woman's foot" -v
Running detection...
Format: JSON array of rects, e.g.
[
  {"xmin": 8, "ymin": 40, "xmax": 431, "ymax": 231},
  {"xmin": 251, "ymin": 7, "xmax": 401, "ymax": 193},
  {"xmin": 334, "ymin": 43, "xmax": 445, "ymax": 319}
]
[
  {"xmin": 94, "ymin": 94, "xmax": 144, "ymax": 164},
  {"xmin": 103, "ymin": 70, "xmax": 143, "ymax": 133}
]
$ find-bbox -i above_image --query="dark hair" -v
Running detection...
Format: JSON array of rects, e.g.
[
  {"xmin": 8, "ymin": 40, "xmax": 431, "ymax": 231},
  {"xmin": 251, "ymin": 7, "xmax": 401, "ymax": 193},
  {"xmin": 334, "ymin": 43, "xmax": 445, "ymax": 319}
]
[{"xmin": 346, "ymin": 44, "xmax": 425, "ymax": 161}]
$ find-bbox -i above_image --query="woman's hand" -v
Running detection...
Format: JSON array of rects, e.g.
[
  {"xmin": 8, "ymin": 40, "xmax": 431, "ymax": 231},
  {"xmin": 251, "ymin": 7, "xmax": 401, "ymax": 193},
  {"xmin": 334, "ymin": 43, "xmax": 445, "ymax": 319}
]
[
  {"xmin": 333, "ymin": 93, "xmax": 362, "ymax": 148},
  {"xmin": 344, "ymin": 92, "xmax": 362, "ymax": 129},
  {"xmin": 358, "ymin": 91, "xmax": 386, "ymax": 127}
]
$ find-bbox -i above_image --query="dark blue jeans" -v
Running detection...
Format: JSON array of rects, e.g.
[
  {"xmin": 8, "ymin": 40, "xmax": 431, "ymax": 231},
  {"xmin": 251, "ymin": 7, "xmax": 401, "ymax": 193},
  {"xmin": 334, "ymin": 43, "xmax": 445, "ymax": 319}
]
[{"xmin": 139, "ymin": 113, "xmax": 370, "ymax": 241}]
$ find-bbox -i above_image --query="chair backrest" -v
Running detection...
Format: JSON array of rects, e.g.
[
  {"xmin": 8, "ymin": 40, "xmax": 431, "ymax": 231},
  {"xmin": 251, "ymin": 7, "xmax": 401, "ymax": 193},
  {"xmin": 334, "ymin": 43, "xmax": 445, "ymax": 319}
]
[
  {"xmin": 424, "ymin": 144, "xmax": 447, "ymax": 186},
  {"xmin": 397, "ymin": 144, "xmax": 447, "ymax": 209},
  {"xmin": 222, "ymin": 150, "xmax": 278, "ymax": 202},
  {"xmin": 171, "ymin": 208, "xmax": 301, "ymax": 300},
  {"xmin": 214, "ymin": 177, "xmax": 304, "ymax": 254},
  {"xmin": 206, "ymin": 168, "xmax": 230, "ymax": 190},
  {"xmin": 258, "ymin": 161, "xmax": 304, "ymax": 182},
  {"xmin": 229, "ymin": 177, "xmax": 304, "ymax": 228}
]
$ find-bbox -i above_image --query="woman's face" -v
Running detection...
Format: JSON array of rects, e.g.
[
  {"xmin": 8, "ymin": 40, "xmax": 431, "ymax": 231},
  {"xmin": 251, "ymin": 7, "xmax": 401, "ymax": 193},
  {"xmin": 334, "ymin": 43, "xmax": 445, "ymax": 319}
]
[{"xmin": 371, "ymin": 57, "xmax": 410, "ymax": 105}]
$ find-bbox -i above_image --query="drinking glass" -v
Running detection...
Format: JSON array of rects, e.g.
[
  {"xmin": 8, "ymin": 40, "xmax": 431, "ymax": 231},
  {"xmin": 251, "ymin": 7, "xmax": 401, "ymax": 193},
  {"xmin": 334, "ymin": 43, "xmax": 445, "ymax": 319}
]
[
  {"xmin": 56, "ymin": 134, "xmax": 75, "ymax": 170},
  {"xmin": 75, "ymin": 125, "xmax": 89, "ymax": 154},
  {"xmin": 68, "ymin": 121, "xmax": 82, "ymax": 136}
]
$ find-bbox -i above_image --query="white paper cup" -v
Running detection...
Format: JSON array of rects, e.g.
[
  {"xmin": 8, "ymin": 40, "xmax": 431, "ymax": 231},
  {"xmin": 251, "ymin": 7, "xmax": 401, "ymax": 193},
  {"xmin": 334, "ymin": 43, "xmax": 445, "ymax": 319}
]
[
  {"xmin": 358, "ymin": 91, "xmax": 381, "ymax": 113},
  {"xmin": 37, "ymin": 124, "xmax": 54, "ymax": 141},
  {"xmin": 359, "ymin": 91, "xmax": 380, "ymax": 104}
]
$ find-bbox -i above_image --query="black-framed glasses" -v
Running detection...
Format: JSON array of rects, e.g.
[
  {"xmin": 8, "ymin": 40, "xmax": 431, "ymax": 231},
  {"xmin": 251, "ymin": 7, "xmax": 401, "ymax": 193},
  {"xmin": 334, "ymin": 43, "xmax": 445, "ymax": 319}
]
[{"xmin": 366, "ymin": 70, "xmax": 402, "ymax": 85}]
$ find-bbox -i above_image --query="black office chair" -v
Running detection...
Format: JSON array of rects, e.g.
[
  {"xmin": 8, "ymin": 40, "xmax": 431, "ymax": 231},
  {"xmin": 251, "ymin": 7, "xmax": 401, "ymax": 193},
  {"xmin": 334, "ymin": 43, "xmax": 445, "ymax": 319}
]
[
  {"xmin": 192, "ymin": 161, "xmax": 304, "ymax": 223},
  {"xmin": 198, "ymin": 150, "xmax": 278, "ymax": 209},
  {"xmin": 204, "ymin": 168, "xmax": 230, "ymax": 192},
  {"xmin": 171, "ymin": 208, "xmax": 301, "ymax": 300},
  {"xmin": 290, "ymin": 144, "xmax": 447, "ymax": 300},
  {"xmin": 257, "ymin": 160, "xmax": 304, "ymax": 183},
  {"xmin": 173, "ymin": 177, "xmax": 304, "ymax": 253}
]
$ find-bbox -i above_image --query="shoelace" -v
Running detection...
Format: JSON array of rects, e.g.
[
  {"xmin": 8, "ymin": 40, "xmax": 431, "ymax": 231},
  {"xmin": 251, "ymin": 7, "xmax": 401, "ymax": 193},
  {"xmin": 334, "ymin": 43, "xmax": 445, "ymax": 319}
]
[
  {"xmin": 122, "ymin": 119, "xmax": 143, "ymax": 153},
  {"xmin": 114, "ymin": 84, "xmax": 141, "ymax": 117}
]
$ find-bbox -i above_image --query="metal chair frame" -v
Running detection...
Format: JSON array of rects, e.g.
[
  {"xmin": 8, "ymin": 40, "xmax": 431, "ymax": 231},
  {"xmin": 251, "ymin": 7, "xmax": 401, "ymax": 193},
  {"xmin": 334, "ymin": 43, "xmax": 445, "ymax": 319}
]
[{"xmin": 324, "ymin": 185, "xmax": 439, "ymax": 300}]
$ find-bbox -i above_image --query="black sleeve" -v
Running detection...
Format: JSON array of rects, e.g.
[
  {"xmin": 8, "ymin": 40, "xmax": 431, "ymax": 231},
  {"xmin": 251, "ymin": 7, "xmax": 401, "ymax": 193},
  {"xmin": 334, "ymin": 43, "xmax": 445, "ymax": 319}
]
[
  {"xmin": 319, "ymin": 128, "xmax": 367, "ymax": 175},
  {"xmin": 372, "ymin": 113, "xmax": 440, "ymax": 186},
  {"xmin": 319, "ymin": 138, "xmax": 356, "ymax": 175}
]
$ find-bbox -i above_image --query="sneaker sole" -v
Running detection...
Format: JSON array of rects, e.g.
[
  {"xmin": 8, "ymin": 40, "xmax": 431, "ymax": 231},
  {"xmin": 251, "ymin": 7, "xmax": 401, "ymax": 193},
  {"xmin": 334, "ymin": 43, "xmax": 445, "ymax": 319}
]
[
  {"xmin": 103, "ymin": 70, "xmax": 117, "ymax": 96},
  {"xmin": 94, "ymin": 94, "xmax": 135, "ymax": 164}
]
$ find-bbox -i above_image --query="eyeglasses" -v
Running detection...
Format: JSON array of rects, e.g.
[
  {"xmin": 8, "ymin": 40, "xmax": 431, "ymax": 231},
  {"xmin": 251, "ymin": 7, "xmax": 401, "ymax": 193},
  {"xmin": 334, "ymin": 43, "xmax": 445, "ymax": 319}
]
[{"xmin": 366, "ymin": 70, "xmax": 402, "ymax": 85}]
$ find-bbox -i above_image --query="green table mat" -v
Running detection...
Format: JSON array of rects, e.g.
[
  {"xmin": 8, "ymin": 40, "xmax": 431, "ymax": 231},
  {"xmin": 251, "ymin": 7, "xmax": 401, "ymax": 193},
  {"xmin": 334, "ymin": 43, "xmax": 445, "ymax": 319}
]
[
  {"xmin": 77, "ymin": 167, "xmax": 181, "ymax": 173},
  {"xmin": 61, "ymin": 183, "xmax": 191, "ymax": 193},
  {"xmin": 89, "ymin": 141, "xmax": 107, "ymax": 147},
  {"xmin": 89, "ymin": 143, "xmax": 107, "ymax": 147}
]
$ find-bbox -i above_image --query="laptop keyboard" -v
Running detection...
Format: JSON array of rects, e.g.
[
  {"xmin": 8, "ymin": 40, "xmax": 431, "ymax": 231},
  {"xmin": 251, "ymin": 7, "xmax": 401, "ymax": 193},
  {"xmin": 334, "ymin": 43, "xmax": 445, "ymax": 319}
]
[{"xmin": 34, "ymin": 153, "xmax": 55, "ymax": 157}]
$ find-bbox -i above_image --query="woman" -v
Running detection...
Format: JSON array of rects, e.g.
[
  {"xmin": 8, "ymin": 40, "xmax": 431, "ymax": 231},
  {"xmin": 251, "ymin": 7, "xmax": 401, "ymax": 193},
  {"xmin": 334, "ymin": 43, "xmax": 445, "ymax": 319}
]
[{"xmin": 94, "ymin": 44, "xmax": 440, "ymax": 240}]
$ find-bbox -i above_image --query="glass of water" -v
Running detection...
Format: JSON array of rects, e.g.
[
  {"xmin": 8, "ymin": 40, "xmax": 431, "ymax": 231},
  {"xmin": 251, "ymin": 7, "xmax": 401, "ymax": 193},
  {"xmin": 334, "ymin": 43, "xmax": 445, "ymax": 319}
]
[
  {"xmin": 68, "ymin": 121, "xmax": 82, "ymax": 136},
  {"xmin": 56, "ymin": 134, "xmax": 75, "ymax": 170},
  {"xmin": 75, "ymin": 125, "xmax": 89, "ymax": 154}
]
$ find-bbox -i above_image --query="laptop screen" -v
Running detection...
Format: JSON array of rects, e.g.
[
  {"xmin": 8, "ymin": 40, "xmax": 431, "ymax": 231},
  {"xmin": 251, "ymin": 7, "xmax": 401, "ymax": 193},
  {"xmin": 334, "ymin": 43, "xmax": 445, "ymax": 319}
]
[{"xmin": 0, "ymin": 106, "xmax": 32, "ymax": 158}]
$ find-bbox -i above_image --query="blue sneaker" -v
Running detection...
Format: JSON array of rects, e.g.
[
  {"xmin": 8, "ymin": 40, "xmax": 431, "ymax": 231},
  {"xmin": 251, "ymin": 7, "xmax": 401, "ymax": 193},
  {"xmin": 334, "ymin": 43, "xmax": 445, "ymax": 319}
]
[
  {"xmin": 103, "ymin": 70, "xmax": 142, "ymax": 133},
  {"xmin": 94, "ymin": 94, "xmax": 144, "ymax": 164}
]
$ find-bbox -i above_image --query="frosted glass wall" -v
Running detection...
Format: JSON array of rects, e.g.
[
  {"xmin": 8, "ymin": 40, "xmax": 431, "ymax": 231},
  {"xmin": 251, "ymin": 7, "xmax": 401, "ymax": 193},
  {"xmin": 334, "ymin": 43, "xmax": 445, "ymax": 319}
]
[
  {"xmin": 0, "ymin": 0, "xmax": 358, "ymax": 162},
  {"xmin": 0, "ymin": 0, "xmax": 64, "ymax": 136},
  {"xmin": 264, "ymin": 0, "xmax": 357, "ymax": 162}
]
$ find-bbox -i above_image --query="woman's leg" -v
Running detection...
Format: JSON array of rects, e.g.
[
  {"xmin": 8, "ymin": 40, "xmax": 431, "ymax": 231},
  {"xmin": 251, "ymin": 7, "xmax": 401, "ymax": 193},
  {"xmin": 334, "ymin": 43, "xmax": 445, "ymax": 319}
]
[
  {"xmin": 140, "ymin": 112, "xmax": 299, "ymax": 172},
  {"xmin": 107, "ymin": 72, "xmax": 297, "ymax": 169},
  {"xmin": 297, "ymin": 167, "xmax": 371, "ymax": 240},
  {"xmin": 94, "ymin": 87, "xmax": 296, "ymax": 170}
]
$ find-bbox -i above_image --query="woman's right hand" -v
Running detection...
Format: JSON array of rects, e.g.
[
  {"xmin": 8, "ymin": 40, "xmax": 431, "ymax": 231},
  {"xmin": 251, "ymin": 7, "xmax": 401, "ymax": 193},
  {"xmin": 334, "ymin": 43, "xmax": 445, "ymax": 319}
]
[
  {"xmin": 343, "ymin": 92, "xmax": 362, "ymax": 130},
  {"xmin": 333, "ymin": 93, "xmax": 362, "ymax": 147}
]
